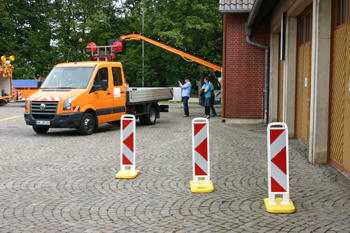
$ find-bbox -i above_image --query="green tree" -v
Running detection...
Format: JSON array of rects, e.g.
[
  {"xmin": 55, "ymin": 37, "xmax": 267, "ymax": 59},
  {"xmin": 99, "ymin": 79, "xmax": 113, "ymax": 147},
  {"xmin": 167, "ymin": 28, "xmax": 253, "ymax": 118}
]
[
  {"xmin": 141, "ymin": 0, "xmax": 222, "ymax": 90},
  {"xmin": 0, "ymin": 1, "xmax": 17, "ymax": 56},
  {"xmin": 0, "ymin": 0, "xmax": 222, "ymax": 90}
]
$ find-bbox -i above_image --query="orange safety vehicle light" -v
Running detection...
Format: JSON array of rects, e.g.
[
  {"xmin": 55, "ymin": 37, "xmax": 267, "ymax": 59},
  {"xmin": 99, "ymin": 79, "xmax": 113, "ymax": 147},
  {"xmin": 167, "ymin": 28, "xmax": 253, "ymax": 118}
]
[
  {"xmin": 108, "ymin": 38, "xmax": 127, "ymax": 54},
  {"xmin": 9, "ymin": 55, "xmax": 15, "ymax": 61},
  {"xmin": 87, "ymin": 42, "xmax": 97, "ymax": 52},
  {"xmin": 92, "ymin": 53, "xmax": 98, "ymax": 60},
  {"xmin": 112, "ymin": 41, "xmax": 122, "ymax": 53},
  {"xmin": 107, "ymin": 53, "xmax": 116, "ymax": 61},
  {"xmin": 1, "ymin": 56, "xmax": 6, "ymax": 62}
]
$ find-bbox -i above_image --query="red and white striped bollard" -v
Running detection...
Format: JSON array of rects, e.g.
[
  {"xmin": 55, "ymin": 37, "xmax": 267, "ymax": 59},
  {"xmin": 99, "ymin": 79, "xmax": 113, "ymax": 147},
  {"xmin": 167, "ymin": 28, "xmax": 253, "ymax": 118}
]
[
  {"xmin": 264, "ymin": 122, "xmax": 295, "ymax": 213},
  {"xmin": 190, "ymin": 117, "xmax": 214, "ymax": 193},
  {"xmin": 18, "ymin": 90, "xmax": 22, "ymax": 100},
  {"xmin": 116, "ymin": 115, "xmax": 140, "ymax": 179}
]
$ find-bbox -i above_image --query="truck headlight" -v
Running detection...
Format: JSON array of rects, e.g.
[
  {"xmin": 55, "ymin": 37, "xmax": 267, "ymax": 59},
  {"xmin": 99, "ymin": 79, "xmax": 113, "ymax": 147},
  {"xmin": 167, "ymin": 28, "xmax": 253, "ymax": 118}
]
[
  {"xmin": 63, "ymin": 96, "xmax": 75, "ymax": 110},
  {"xmin": 25, "ymin": 98, "xmax": 29, "ymax": 110}
]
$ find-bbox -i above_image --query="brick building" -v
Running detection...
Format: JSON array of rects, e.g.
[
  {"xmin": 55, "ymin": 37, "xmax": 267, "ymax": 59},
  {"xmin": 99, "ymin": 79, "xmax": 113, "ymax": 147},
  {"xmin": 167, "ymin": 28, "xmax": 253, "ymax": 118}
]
[{"xmin": 219, "ymin": 0, "xmax": 270, "ymax": 122}]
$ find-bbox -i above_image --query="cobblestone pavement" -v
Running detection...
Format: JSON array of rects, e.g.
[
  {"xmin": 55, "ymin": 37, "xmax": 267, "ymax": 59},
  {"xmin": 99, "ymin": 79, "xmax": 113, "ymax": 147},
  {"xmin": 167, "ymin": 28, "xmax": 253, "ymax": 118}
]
[{"xmin": 1, "ymin": 102, "xmax": 350, "ymax": 233}]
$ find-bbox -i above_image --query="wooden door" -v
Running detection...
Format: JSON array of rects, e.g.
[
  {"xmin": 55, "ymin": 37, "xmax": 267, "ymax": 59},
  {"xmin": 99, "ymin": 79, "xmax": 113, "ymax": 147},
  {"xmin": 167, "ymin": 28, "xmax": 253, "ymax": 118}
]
[
  {"xmin": 295, "ymin": 7, "xmax": 312, "ymax": 144},
  {"xmin": 329, "ymin": 0, "xmax": 350, "ymax": 174}
]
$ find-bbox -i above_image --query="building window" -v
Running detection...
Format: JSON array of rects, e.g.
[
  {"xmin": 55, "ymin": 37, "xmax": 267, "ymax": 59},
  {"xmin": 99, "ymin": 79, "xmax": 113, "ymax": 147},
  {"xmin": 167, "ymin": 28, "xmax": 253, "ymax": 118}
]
[
  {"xmin": 299, "ymin": 10, "xmax": 312, "ymax": 46},
  {"xmin": 300, "ymin": 18, "xmax": 304, "ymax": 45},
  {"xmin": 305, "ymin": 13, "xmax": 311, "ymax": 42},
  {"xmin": 342, "ymin": 0, "xmax": 347, "ymax": 23},
  {"xmin": 336, "ymin": 0, "xmax": 347, "ymax": 26}
]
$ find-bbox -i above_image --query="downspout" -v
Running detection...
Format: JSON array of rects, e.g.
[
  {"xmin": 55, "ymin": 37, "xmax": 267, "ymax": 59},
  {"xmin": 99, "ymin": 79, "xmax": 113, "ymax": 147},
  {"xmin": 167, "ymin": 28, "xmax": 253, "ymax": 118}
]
[
  {"xmin": 222, "ymin": 14, "xmax": 227, "ymax": 122},
  {"xmin": 245, "ymin": 0, "xmax": 270, "ymax": 124}
]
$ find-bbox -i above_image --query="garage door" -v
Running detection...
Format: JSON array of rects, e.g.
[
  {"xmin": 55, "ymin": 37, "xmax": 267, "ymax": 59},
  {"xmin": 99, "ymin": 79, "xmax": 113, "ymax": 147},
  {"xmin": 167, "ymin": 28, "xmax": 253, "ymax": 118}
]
[
  {"xmin": 329, "ymin": 0, "xmax": 350, "ymax": 174},
  {"xmin": 295, "ymin": 7, "xmax": 312, "ymax": 144}
]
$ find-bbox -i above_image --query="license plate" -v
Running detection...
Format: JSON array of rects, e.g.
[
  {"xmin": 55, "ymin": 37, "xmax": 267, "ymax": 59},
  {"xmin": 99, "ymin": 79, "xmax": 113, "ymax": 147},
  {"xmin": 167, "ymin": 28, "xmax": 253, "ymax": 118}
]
[{"xmin": 36, "ymin": 121, "xmax": 50, "ymax": 125}]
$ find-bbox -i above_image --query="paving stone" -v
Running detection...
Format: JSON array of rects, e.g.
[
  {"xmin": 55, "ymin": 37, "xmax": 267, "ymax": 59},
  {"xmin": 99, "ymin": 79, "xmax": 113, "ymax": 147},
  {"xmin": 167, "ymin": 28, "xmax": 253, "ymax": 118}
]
[{"xmin": 1, "ymin": 103, "xmax": 350, "ymax": 231}]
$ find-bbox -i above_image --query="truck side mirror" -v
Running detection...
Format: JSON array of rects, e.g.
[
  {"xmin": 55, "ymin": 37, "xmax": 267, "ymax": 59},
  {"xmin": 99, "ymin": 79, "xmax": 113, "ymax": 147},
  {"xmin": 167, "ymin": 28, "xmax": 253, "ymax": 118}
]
[
  {"xmin": 37, "ymin": 80, "xmax": 43, "ymax": 89},
  {"xmin": 102, "ymin": 80, "xmax": 108, "ymax": 91}
]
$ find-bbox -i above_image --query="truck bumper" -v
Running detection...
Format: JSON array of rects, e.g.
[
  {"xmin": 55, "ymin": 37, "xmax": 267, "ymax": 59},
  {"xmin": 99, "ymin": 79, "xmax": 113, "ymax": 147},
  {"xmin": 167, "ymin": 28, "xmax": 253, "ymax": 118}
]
[{"xmin": 24, "ymin": 112, "xmax": 84, "ymax": 128}]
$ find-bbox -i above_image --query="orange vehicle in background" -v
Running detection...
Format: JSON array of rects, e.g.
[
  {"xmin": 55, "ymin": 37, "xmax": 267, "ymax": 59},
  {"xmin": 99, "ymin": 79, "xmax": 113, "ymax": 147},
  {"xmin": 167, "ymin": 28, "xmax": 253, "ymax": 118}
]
[
  {"xmin": 0, "ymin": 55, "xmax": 15, "ymax": 106},
  {"xmin": 12, "ymin": 79, "xmax": 41, "ymax": 101}
]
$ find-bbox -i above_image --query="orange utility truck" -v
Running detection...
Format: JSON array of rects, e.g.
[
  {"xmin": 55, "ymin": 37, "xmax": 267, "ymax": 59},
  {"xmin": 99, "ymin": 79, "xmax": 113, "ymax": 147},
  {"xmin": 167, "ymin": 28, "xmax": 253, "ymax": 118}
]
[{"xmin": 24, "ymin": 60, "xmax": 173, "ymax": 135}]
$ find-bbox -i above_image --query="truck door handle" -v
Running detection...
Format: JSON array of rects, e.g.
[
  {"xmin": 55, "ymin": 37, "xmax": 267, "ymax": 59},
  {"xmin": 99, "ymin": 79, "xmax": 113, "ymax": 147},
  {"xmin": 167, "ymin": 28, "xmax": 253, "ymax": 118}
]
[
  {"xmin": 107, "ymin": 92, "xmax": 111, "ymax": 95},
  {"xmin": 121, "ymin": 91, "xmax": 124, "ymax": 94}
]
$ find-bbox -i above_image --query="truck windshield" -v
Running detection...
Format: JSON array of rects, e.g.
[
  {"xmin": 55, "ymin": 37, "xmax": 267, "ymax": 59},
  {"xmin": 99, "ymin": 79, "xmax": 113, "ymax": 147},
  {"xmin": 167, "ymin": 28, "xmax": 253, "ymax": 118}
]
[{"xmin": 41, "ymin": 67, "xmax": 95, "ymax": 89}]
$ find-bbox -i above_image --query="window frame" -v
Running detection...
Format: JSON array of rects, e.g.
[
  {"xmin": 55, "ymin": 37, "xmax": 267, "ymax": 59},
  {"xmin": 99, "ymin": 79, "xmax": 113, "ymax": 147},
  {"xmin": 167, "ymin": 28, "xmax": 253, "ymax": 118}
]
[
  {"xmin": 334, "ymin": 0, "xmax": 348, "ymax": 30},
  {"xmin": 112, "ymin": 67, "xmax": 123, "ymax": 87},
  {"xmin": 93, "ymin": 67, "xmax": 109, "ymax": 91},
  {"xmin": 299, "ymin": 18, "xmax": 305, "ymax": 46},
  {"xmin": 298, "ymin": 7, "xmax": 313, "ymax": 48}
]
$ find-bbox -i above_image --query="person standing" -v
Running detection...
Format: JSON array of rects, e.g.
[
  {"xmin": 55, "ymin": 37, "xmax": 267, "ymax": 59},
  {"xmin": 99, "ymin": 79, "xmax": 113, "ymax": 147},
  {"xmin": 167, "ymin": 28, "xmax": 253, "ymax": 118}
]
[
  {"xmin": 209, "ymin": 81, "xmax": 217, "ymax": 116},
  {"xmin": 218, "ymin": 77, "xmax": 222, "ymax": 88},
  {"xmin": 201, "ymin": 77, "xmax": 212, "ymax": 118},
  {"xmin": 178, "ymin": 77, "xmax": 192, "ymax": 117}
]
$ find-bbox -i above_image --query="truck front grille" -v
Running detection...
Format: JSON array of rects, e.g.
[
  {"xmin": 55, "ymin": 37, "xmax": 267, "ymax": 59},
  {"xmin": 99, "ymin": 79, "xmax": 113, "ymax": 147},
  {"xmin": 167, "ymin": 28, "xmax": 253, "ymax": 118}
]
[{"xmin": 31, "ymin": 101, "xmax": 58, "ymax": 120}]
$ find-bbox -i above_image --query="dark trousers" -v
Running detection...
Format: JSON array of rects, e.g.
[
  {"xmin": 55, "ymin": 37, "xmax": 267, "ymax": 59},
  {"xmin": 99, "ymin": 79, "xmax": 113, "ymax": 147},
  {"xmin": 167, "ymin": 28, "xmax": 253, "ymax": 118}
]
[
  {"xmin": 182, "ymin": 96, "xmax": 189, "ymax": 116},
  {"xmin": 210, "ymin": 92, "xmax": 216, "ymax": 115},
  {"xmin": 205, "ymin": 106, "xmax": 210, "ymax": 115},
  {"xmin": 210, "ymin": 106, "xmax": 216, "ymax": 115}
]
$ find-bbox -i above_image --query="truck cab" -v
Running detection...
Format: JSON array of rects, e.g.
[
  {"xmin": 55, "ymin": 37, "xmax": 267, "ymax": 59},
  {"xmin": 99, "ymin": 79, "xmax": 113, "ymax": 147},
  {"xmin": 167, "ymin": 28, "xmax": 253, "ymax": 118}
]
[{"xmin": 24, "ymin": 61, "xmax": 171, "ymax": 135}]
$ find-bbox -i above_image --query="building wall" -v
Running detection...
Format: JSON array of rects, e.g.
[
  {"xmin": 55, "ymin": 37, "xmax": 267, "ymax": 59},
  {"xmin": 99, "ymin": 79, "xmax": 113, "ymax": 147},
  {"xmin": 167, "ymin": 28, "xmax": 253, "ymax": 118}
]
[{"xmin": 225, "ymin": 13, "xmax": 270, "ymax": 119}]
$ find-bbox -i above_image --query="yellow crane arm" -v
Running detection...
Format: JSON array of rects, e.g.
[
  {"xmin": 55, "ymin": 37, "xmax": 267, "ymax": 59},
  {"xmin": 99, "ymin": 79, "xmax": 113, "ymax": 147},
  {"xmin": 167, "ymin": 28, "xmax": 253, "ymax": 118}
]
[{"xmin": 121, "ymin": 34, "xmax": 221, "ymax": 72}]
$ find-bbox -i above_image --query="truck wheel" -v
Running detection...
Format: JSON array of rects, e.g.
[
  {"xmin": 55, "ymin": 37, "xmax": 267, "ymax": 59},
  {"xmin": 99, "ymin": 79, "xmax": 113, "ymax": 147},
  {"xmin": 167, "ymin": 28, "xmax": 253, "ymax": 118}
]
[
  {"xmin": 139, "ymin": 115, "xmax": 146, "ymax": 125},
  {"xmin": 33, "ymin": 126, "xmax": 49, "ymax": 134},
  {"xmin": 144, "ymin": 107, "xmax": 157, "ymax": 125},
  {"xmin": 78, "ymin": 113, "xmax": 95, "ymax": 135},
  {"xmin": 0, "ymin": 99, "xmax": 7, "ymax": 106}
]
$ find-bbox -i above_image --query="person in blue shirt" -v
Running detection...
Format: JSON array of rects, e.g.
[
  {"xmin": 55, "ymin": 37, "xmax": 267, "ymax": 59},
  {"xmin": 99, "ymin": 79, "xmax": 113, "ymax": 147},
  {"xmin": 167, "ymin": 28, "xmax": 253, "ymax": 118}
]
[
  {"xmin": 201, "ymin": 77, "xmax": 212, "ymax": 118},
  {"xmin": 178, "ymin": 77, "xmax": 192, "ymax": 117},
  {"xmin": 209, "ymin": 81, "xmax": 217, "ymax": 116}
]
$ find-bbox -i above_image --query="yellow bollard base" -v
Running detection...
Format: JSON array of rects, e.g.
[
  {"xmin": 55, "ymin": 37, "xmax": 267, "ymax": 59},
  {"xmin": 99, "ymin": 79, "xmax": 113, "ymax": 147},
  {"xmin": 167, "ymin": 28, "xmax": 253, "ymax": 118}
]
[
  {"xmin": 190, "ymin": 180, "xmax": 214, "ymax": 193},
  {"xmin": 264, "ymin": 198, "xmax": 296, "ymax": 213},
  {"xmin": 116, "ymin": 170, "xmax": 140, "ymax": 179}
]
